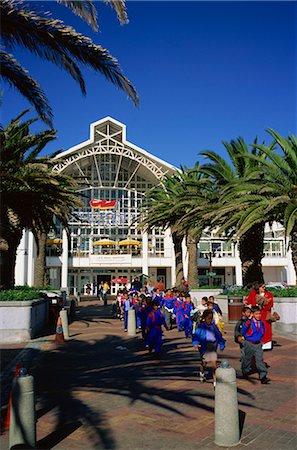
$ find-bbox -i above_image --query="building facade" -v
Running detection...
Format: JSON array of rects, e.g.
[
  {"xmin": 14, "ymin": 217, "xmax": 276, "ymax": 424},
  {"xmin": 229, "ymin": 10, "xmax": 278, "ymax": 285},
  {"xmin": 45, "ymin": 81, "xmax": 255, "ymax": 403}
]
[{"xmin": 15, "ymin": 117, "xmax": 296, "ymax": 292}]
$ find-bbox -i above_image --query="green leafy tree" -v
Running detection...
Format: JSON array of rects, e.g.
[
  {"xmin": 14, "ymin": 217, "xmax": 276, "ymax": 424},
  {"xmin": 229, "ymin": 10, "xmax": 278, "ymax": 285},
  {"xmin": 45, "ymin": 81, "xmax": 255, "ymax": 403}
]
[
  {"xmin": 199, "ymin": 138, "xmax": 266, "ymax": 287},
  {"xmin": 0, "ymin": 110, "xmax": 82, "ymax": 289},
  {"xmin": 141, "ymin": 165, "xmax": 211, "ymax": 288},
  {"xmin": 173, "ymin": 164, "xmax": 215, "ymax": 288},
  {"xmin": 0, "ymin": 0, "xmax": 138, "ymax": 126},
  {"xmin": 223, "ymin": 130, "xmax": 297, "ymax": 279},
  {"xmin": 141, "ymin": 174, "xmax": 185, "ymax": 287}
]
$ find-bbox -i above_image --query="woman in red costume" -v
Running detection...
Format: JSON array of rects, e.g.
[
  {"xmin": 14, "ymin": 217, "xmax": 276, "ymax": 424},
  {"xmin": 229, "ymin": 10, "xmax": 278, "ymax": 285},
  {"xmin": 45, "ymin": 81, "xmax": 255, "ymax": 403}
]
[{"xmin": 244, "ymin": 282, "xmax": 274, "ymax": 350}]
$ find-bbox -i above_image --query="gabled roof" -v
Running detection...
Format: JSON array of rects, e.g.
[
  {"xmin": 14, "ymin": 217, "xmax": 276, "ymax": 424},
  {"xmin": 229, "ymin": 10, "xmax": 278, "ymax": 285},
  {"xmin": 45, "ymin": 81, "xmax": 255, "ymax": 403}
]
[{"xmin": 53, "ymin": 117, "xmax": 177, "ymax": 176}]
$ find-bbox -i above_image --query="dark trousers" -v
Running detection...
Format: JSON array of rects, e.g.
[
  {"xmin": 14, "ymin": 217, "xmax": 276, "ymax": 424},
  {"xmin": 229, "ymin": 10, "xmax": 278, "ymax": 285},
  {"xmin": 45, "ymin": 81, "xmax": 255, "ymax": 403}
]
[{"xmin": 241, "ymin": 340, "xmax": 267, "ymax": 379}]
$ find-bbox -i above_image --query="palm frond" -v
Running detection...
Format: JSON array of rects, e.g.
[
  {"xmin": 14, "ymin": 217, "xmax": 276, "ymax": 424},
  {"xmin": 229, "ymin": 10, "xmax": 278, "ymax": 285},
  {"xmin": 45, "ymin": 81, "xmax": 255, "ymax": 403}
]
[
  {"xmin": 1, "ymin": 1, "xmax": 139, "ymax": 106},
  {"xmin": 57, "ymin": 0, "xmax": 98, "ymax": 31},
  {"xmin": 104, "ymin": 0, "xmax": 129, "ymax": 25},
  {"xmin": 0, "ymin": 51, "xmax": 53, "ymax": 126}
]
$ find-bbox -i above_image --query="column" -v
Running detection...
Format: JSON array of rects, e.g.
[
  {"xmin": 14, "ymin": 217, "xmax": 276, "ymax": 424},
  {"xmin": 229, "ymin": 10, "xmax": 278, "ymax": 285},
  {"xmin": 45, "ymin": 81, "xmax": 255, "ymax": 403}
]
[
  {"xmin": 61, "ymin": 228, "xmax": 69, "ymax": 291},
  {"xmin": 234, "ymin": 242, "xmax": 243, "ymax": 286},
  {"xmin": 142, "ymin": 231, "xmax": 148, "ymax": 276},
  {"xmin": 15, "ymin": 229, "xmax": 29, "ymax": 285},
  {"xmin": 286, "ymin": 246, "xmax": 296, "ymax": 285},
  {"xmin": 27, "ymin": 231, "xmax": 35, "ymax": 286}
]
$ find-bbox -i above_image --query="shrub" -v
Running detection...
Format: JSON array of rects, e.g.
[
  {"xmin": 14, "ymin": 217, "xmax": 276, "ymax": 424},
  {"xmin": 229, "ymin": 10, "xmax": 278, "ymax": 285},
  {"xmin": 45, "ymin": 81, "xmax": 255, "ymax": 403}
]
[
  {"xmin": 224, "ymin": 287, "xmax": 297, "ymax": 298},
  {"xmin": 0, "ymin": 286, "xmax": 41, "ymax": 301}
]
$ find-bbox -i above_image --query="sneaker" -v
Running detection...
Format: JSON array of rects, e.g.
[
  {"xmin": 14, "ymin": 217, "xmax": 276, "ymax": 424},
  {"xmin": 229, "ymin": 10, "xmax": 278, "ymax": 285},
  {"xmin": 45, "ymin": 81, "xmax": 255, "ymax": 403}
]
[
  {"xmin": 260, "ymin": 376, "xmax": 271, "ymax": 384},
  {"xmin": 124, "ymin": 329, "xmax": 127, "ymax": 332},
  {"xmin": 199, "ymin": 372, "xmax": 206, "ymax": 383}
]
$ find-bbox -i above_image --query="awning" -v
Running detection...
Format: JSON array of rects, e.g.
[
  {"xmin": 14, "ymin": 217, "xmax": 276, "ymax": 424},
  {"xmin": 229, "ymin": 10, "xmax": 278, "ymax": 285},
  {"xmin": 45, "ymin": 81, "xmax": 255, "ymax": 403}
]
[
  {"xmin": 46, "ymin": 238, "xmax": 63, "ymax": 245},
  {"xmin": 93, "ymin": 239, "xmax": 116, "ymax": 246},
  {"xmin": 112, "ymin": 277, "xmax": 129, "ymax": 284},
  {"xmin": 118, "ymin": 240, "xmax": 141, "ymax": 247}
]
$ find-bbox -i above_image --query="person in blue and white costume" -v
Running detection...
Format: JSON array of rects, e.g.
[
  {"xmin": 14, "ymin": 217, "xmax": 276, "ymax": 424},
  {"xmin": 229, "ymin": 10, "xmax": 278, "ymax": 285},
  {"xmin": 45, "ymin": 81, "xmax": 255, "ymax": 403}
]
[
  {"xmin": 162, "ymin": 289, "xmax": 175, "ymax": 330},
  {"xmin": 121, "ymin": 292, "xmax": 133, "ymax": 332},
  {"xmin": 146, "ymin": 300, "xmax": 168, "ymax": 358},
  {"xmin": 192, "ymin": 309, "xmax": 225, "ymax": 387}
]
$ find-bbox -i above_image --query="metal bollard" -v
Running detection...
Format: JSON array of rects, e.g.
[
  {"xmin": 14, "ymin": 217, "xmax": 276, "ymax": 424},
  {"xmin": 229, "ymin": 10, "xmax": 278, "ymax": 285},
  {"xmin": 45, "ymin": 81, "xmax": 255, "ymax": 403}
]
[
  {"xmin": 60, "ymin": 308, "xmax": 70, "ymax": 340},
  {"xmin": 127, "ymin": 309, "xmax": 136, "ymax": 336},
  {"xmin": 9, "ymin": 368, "xmax": 36, "ymax": 449},
  {"xmin": 214, "ymin": 360, "xmax": 240, "ymax": 447}
]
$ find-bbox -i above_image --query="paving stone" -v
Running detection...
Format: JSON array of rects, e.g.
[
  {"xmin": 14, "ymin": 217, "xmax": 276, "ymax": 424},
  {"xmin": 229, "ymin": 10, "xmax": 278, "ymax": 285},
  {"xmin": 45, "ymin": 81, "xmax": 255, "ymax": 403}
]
[{"xmin": 1, "ymin": 300, "xmax": 296, "ymax": 450}]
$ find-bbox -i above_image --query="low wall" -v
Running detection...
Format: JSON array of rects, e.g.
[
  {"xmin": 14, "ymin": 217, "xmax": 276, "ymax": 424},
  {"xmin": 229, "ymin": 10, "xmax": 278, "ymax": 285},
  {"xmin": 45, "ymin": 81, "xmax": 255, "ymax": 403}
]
[
  {"xmin": 0, "ymin": 298, "xmax": 49, "ymax": 343},
  {"xmin": 273, "ymin": 298, "xmax": 297, "ymax": 334},
  {"xmin": 190, "ymin": 290, "xmax": 222, "ymax": 306}
]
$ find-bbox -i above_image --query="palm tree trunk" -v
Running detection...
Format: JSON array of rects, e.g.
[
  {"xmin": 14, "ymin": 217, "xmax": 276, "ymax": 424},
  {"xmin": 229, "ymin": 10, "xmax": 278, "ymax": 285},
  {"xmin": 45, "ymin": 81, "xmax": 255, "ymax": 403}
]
[
  {"xmin": 187, "ymin": 231, "xmax": 199, "ymax": 288},
  {"xmin": 290, "ymin": 223, "xmax": 297, "ymax": 278},
  {"xmin": 172, "ymin": 231, "xmax": 184, "ymax": 287},
  {"xmin": 239, "ymin": 222, "xmax": 265, "ymax": 287},
  {"xmin": 0, "ymin": 208, "xmax": 23, "ymax": 289},
  {"xmin": 34, "ymin": 230, "xmax": 47, "ymax": 287}
]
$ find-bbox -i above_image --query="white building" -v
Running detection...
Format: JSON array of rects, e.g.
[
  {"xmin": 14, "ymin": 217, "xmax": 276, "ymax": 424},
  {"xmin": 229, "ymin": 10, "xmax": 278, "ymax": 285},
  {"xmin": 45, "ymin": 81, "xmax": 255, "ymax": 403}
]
[{"xmin": 15, "ymin": 117, "xmax": 296, "ymax": 292}]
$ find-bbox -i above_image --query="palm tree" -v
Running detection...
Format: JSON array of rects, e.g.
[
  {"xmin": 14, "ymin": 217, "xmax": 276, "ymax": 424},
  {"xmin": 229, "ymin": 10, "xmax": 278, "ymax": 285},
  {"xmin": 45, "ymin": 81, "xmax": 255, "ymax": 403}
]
[
  {"xmin": 174, "ymin": 164, "xmax": 215, "ymax": 288},
  {"xmin": 140, "ymin": 165, "xmax": 211, "ymax": 288},
  {"xmin": 0, "ymin": 0, "xmax": 138, "ymax": 126},
  {"xmin": 225, "ymin": 130, "xmax": 297, "ymax": 278},
  {"xmin": 0, "ymin": 110, "xmax": 82, "ymax": 289},
  {"xmin": 199, "ymin": 138, "xmax": 266, "ymax": 287},
  {"xmin": 140, "ymin": 174, "xmax": 185, "ymax": 288}
]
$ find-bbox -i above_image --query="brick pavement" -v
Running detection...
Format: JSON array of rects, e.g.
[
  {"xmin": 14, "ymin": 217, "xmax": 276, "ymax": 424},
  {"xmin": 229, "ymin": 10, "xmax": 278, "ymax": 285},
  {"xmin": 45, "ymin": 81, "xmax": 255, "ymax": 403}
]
[{"xmin": 1, "ymin": 300, "xmax": 297, "ymax": 449}]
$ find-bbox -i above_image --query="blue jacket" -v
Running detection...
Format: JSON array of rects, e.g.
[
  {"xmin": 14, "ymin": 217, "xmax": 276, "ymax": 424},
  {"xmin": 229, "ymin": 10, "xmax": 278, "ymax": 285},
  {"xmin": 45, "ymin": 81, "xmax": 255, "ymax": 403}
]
[
  {"xmin": 242, "ymin": 318, "xmax": 265, "ymax": 343},
  {"xmin": 192, "ymin": 322, "xmax": 225, "ymax": 354}
]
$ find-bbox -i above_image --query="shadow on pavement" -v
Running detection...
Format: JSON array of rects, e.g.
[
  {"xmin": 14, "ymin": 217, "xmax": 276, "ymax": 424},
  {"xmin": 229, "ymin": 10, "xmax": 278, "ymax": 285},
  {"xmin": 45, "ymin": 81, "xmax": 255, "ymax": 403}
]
[{"xmin": 31, "ymin": 302, "xmax": 265, "ymax": 449}]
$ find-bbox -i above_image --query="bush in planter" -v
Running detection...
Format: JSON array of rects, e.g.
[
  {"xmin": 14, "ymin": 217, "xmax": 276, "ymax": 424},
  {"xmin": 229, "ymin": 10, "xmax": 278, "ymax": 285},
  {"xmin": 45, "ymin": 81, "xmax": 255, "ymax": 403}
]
[
  {"xmin": 224, "ymin": 287, "xmax": 297, "ymax": 298},
  {"xmin": 268, "ymin": 287, "xmax": 297, "ymax": 297},
  {"xmin": 0, "ymin": 286, "xmax": 41, "ymax": 301}
]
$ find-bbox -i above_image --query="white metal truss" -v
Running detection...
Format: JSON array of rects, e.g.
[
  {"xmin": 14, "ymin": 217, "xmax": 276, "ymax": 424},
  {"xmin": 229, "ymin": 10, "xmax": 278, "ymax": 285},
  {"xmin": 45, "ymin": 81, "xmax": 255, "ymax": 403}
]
[{"xmin": 53, "ymin": 139, "xmax": 166, "ymax": 180}]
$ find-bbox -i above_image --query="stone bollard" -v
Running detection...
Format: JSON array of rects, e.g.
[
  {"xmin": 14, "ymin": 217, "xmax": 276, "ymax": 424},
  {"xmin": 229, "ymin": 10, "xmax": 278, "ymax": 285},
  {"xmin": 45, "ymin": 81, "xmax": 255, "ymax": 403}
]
[
  {"xmin": 215, "ymin": 360, "xmax": 240, "ymax": 447},
  {"xmin": 9, "ymin": 368, "xmax": 36, "ymax": 449},
  {"xmin": 127, "ymin": 309, "xmax": 136, "ymax": 336},
  {"xmin": 60, "ymin": 308, "xmax": 70, "ymax": 340}
]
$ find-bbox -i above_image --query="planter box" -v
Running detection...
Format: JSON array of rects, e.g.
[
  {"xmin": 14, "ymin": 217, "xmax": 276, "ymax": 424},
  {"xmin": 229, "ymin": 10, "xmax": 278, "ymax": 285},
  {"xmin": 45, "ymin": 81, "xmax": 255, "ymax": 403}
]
[
  {"xmin": 0, "ymin": 298, "xmax": 49, "ymax": 343},
  {"xmin": 273, "ymin": 298, "xmax": 297, "ymax": 334}
]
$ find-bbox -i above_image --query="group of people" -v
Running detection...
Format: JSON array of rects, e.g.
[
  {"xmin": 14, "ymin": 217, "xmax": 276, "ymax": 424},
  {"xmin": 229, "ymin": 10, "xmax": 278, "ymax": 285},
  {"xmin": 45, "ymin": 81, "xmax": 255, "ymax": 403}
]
[
  {"xmin": 113, "ymin": 280, "xmax": 277, "ymax": 388},
  {"xmin": 234, "ymin": 282, "xmax": 277, "ymax": 385}
]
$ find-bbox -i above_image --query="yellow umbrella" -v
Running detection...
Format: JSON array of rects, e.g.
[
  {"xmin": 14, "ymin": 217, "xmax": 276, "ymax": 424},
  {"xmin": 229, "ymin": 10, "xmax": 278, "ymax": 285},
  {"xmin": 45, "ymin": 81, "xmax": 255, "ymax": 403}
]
[
  {"xmin": 93, "ymin": 239, "xmax": 116, "ymax": 246},
  {"xmin": 118, "ymin": 239, "xmax": 141, "ymax": 247},
  {"xmin": 46, "ymin": 238, "xmax": 63, "ymax": 245}
]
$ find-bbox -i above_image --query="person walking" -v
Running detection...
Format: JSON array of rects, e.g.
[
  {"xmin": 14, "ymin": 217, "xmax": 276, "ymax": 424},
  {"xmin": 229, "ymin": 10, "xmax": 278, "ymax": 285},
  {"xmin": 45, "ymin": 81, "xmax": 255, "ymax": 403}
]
[
  {"xmin": 192, "ymin": 310, "xmax": 225, "ymax": 387},
  {"xmin": 182, "ymin": 295, "xmax": 194, "ymax": 338},
  {"xmin": 173, "ymin": 293, "xmax": 184, "ymax": 332},
  {"xmin": 241, "ymin": 306, "xmax": 270, "ymax": 384},
  {"xmin": 121, "ymin": 293, "xmax": 133, "ymax": 332},
  {"xmin": 146, "ymin": 300, "xmax": 168, "ymax": 358},
  {"xmin": 244, "ymin": 282, "xmax": 274, "ymax": 350},
  {"xmin": 234, "ymin": 306, "xmax": 251, "ymax": 361},
  {"xmin": 103, "ymin": 281, "xmax": 110, "ymax": 306}
]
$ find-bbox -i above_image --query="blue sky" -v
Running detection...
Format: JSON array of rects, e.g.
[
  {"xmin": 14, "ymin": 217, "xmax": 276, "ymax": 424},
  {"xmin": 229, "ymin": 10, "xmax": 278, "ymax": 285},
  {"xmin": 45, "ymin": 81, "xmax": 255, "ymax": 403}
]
[{"xmin": 2, "ymin": 1, "xmax": 296, "ymax": 167}]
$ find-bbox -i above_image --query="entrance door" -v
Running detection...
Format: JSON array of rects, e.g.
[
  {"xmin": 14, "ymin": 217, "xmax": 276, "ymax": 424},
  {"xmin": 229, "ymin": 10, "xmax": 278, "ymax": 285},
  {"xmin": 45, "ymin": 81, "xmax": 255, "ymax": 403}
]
[{"xmin": 97, "ymin": 275, "xmax": 112, "ymax": 295}]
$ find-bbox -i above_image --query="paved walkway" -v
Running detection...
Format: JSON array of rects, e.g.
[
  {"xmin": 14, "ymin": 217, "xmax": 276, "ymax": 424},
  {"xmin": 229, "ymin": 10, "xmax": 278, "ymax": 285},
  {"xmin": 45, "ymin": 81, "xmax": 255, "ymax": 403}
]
[{"xmin": 1, "ymin": 300, "xmax": 297, "ymax": 449}]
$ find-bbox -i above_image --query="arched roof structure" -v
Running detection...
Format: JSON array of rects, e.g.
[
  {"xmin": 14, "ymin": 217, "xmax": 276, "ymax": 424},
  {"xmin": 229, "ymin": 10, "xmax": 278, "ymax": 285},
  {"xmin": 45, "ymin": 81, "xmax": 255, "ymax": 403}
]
[{"xmin": 52, "ymin": 117, "xmax": 176, "ymax": 182}]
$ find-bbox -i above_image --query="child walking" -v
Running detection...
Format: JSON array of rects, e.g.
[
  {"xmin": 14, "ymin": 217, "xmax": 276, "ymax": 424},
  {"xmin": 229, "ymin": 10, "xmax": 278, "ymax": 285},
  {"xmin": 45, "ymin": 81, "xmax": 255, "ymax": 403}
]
[
  {"xmin": 241, "ymin": 306, "xmax": 270, "ymax": 384},
  {"xmin": 234, "ymin": 306, "xmax": 251, "ymax": 361},
  {"xmin": 192, "ymin": 310, "xmax": 225, "ymax": 387},
  {"xmin": 146, "ymin": 300, "xmax": 168, "ymax": 358}
]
